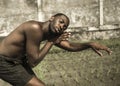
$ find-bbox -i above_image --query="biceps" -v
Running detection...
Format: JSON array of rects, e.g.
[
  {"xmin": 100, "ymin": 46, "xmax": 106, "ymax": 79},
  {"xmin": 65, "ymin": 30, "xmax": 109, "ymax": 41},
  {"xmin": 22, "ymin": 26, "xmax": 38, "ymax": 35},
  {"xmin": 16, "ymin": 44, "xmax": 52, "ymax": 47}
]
[
  {"xmin": 55, "ymin": 40, "xmax": 71, "ymax": 49},
  {"xmin": 26, "ymin": 40, "xmax": 40, "ymax": 58}
]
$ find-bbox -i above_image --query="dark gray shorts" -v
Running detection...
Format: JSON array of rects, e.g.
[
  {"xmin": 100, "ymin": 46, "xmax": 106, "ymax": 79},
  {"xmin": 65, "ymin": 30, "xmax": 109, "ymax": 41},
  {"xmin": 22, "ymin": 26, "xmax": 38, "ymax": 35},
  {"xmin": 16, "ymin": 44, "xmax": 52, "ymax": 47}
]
[{"xmin": 0, "ymin": 55, "xmax": 35, "ymax": 86}]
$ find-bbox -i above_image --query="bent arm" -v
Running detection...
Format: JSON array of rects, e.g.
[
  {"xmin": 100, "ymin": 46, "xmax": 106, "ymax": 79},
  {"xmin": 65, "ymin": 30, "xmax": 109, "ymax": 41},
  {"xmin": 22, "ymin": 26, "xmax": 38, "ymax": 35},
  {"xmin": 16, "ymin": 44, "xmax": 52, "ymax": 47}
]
[
  {"xmin": 25, "ymin": 26, "xmax": 54, "ymax": 67},
  {"xmin": 27, "ymin": 41, "xmax": 53, "ymax": 67}
]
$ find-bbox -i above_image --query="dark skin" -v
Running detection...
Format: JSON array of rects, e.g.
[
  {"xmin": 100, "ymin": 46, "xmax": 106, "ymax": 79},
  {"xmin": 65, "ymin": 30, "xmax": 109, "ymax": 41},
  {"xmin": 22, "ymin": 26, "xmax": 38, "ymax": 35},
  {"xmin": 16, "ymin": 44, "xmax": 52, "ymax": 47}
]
[{"xmin": 0, "ymin": 14, "xmax": 112, "ymax": 86}]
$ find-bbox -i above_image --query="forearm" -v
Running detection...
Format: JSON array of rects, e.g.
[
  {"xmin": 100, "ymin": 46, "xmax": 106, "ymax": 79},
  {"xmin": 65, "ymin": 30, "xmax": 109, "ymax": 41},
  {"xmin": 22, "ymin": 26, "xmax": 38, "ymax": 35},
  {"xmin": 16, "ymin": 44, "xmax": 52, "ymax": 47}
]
[
  {"xmin": 30, "ymin": 41, "xmax": 54, "ymax": 67},
  {"xmin": 55, "ymin": 39, "xmax": 111, "ymax": 57},
  {"xmin": 56, "ymin": 41, "xmax": 92, "ymax": 52},
  {"xmin": 66, "ymin": 42, "xmax": 91, "ymax": 52},
  {"xmin": 38, "ymin": 41, "xmax": 53, "ymax": 59},
  {"xmin": 68, "ymin": 42, "xmax": 112, "ymax": 56}
]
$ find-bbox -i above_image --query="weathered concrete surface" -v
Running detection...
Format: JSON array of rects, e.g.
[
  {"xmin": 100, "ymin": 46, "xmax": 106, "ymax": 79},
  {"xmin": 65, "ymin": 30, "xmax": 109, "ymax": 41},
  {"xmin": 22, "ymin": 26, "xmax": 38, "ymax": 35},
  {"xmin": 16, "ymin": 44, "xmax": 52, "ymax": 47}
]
[
  {"xmin": 0, "ymin": 0, "xmax": 37, "ymax": 36},
  {"xmin": 1, "ymin": 0, "xmax": 120, "ymax": 33},
  {"xmin": 41, "ymin": 0, "xmax": 120, "ymax": 26},
  {"xmin": 42, "ymin": 0, "xmax": 99, "ymax": 27},
  {"xmin": 0, "ymin": 0, "xmax": 120, "ymax": 39},
  {"xmin": 104, "ymin": 0, "xmax": 120, "ymax": 24},
  {"xmin": 67, "ymin": 25, "xmax": 120, "ymax": 41}
]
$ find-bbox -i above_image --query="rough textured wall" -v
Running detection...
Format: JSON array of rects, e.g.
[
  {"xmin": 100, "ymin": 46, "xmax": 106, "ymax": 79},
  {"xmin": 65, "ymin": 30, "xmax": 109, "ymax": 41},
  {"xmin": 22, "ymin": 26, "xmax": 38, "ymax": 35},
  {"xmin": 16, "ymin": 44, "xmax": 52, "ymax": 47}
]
[
  {"xmin": 41, "ymin": 0, "xmax": 120, "ymax": 40},
  {"xmin": 42, "ymin": 0, "xmax": 99, "ymax": 27},
  {"xmin": 0, "ymin": 0, "xmax": 37, "ymax": 36},
  {"xmin": 104, "ymin": 0, "xmax": 120, "ymax": 24},
  {"xmin": 42, "ymin": 0, "xmax": 120, "ymax": 26},
  {"xmin": 0, "ymin": 0, "xmax": 120, "ymax": 34},
  {"xmin": 0, "ymin": 0, "xmax": 120, "ymax": 38},
  {"xmin": 68, "ymin": 25, "xmax": 120, "ymax": 41}
]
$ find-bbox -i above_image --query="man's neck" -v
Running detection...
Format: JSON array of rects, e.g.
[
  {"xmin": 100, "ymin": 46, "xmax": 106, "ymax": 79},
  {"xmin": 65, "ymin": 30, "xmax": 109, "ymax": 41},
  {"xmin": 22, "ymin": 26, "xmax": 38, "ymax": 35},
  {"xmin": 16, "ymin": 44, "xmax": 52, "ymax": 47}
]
[
  {"xmin": 42, "ymin": 21, "xmax": 50, "ymax": 35},
  {"xmin": 41, "ymin": 21, "xmax": 54, "ymax": 40}
]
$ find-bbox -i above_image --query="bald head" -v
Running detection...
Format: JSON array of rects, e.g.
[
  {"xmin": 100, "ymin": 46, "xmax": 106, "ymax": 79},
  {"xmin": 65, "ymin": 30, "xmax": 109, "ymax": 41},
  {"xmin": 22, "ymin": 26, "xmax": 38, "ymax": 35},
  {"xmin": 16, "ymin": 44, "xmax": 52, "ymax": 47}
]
[{"xmin": 52, "ymin": 13, "xmax": 70, "ymax": 26}]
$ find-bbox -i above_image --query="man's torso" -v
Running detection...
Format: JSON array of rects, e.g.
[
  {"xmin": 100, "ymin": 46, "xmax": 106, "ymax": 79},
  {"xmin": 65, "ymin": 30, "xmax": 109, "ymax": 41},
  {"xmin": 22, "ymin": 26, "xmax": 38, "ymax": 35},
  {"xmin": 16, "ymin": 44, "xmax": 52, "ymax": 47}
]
[{"xmin": 0, "ymin": 21, "xmax": 43, "ymax": 58}]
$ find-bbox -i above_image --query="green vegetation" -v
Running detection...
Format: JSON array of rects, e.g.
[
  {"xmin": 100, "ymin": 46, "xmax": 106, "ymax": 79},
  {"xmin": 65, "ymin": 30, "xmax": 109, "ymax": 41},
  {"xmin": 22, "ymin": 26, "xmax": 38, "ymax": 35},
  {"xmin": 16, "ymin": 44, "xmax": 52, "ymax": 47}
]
[{"xmin": 34, "ymin": 38, "xmax": 120, "ymax": 86}]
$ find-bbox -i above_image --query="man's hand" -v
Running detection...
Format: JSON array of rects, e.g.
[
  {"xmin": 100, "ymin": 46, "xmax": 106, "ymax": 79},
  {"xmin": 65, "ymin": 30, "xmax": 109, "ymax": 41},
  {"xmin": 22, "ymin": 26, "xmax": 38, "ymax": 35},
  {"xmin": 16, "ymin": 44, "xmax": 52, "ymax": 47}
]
[
  {"xmin": 48, "ymin": 32, "xmax": 71, "ymax": 44},
  {"xmin": 89, "ymin": 42, "xmax": 112, "ymax": 57}
]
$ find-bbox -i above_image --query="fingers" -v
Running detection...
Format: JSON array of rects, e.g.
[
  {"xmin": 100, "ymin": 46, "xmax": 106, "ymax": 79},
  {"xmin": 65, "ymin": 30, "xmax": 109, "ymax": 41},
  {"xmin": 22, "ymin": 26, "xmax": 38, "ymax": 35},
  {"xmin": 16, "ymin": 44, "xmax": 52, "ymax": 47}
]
[
  {"xmin": 99, "ymin": 46, "xmax": 112, "ymax": 55},
  {"xmin": 62, "ymin": 32, "xmax": 71, "ymax": 37},
  {"xmin": 106, "ymin": 48, "xmax": 112, "ymax": 55},
  {"xmin": 60, "ymin": 32, "xmax": 71, "ymax": 41},
  {"xmin": 92, "ymin": 48, "xmax": 103, "ymax": 57},
  {"xmin": 90, "ymin": 42, "xmax": 112, "ymax": 56},
  {"xmin": 92, "ymin": 47, "xmax": 112, "ymax": 57}
]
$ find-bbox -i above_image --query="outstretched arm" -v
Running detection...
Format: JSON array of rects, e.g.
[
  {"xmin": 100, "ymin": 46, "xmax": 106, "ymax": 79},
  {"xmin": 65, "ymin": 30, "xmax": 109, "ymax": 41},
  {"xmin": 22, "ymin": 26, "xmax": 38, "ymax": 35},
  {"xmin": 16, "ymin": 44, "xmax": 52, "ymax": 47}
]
[{"xmin": 55, "ymin": 40, "xmax": 112, "ymax": 56}]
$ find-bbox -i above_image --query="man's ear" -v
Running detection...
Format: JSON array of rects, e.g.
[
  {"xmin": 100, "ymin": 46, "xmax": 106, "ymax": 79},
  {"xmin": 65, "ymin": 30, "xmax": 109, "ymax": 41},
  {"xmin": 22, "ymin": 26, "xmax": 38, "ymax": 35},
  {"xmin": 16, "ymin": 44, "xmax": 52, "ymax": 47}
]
[{"xmin": 49, "ymin": 16, "xmax": 54, "ymax": 22}]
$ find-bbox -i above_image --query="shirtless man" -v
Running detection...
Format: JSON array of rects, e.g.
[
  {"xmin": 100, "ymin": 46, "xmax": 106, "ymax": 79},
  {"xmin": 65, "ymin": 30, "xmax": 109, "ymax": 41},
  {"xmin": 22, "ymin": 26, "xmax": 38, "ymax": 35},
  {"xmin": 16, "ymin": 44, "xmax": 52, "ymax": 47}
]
[{"xmin": 0, "ymin": 13, "xmax": 112, "ymax": 86}]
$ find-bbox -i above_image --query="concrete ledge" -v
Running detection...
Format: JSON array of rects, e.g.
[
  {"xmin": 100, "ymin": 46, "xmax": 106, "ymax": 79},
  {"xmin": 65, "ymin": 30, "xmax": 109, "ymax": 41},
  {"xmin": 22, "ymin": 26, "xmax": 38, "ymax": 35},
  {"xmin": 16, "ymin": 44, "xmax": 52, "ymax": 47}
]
[
  {"xmin": 68, "ymin": 24, "xmax": 120, "ymax": 32},
  {"xmin": 67, "ymin": 25, "xmax": 120, "ymax": 41}
]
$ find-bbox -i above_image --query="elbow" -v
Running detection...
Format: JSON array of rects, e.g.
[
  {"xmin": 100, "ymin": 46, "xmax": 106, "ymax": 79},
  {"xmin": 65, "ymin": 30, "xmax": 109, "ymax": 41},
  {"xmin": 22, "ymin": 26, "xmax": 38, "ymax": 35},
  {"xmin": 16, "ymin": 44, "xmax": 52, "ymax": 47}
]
[
  {"xmin": 28, "ymin": 59, "xmax": 38, "ymax": 68},
  {"xmin": 64, "ymin": 44, "xmax": 80, "ymax": 52},
  {"xmin": 28, "ymin": 55, "xmax": 41, "ymax": 68},
  {"xmin": 29, "ymin": 63, "xmax": 36, "ymax": 68},
  {"xmin": 66, "ymin": 48, "xmax": 79, "ymax": 52},
  {"xmin": 63, "ymin": 46, "xmax": 78, "ymax": 52}
]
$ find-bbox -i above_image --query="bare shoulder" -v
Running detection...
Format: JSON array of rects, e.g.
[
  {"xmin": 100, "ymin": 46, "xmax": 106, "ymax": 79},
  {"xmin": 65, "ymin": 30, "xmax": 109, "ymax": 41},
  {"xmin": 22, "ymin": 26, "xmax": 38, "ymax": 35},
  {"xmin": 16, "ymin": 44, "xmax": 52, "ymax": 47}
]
[
  {"xmin": 22, "ymin": 20, "xmax": 43, "ymax": 40},
  {"xmin": 24, "ymin": 20, "xmax": 42, "ymax": 30},
  {"xmin": 7, "ymin": 20, "xmax": 43, "ymax": 36},
  {"xmin": 20, "ymin": 20, "xmax": 43, "ymax": 34}
]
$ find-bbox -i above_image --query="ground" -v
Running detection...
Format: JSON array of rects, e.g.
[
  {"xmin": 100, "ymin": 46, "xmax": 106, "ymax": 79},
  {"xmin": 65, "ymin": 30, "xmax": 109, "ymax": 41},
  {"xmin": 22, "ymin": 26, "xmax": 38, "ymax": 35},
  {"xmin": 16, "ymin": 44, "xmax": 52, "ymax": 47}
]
[
  {"xmin": 34, "ymin": 38, "xmax": 120, "ymax": 86},
  {"xmin": 0, "ymin": 38, "xmax": 120, "ymax": 86}
]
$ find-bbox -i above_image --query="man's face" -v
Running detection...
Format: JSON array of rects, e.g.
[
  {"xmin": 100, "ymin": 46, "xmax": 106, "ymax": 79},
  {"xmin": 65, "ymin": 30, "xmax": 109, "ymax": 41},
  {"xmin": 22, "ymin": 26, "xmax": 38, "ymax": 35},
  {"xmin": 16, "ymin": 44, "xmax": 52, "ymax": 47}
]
[{"xmin": 49, "ymin": 15, "xmax": 69, "ymax": 35}]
